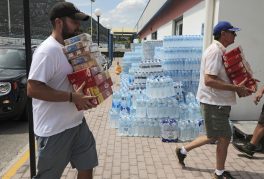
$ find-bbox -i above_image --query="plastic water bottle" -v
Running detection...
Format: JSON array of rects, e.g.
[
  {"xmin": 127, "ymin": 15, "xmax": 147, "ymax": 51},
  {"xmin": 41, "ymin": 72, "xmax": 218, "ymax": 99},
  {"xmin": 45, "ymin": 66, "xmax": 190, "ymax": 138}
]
[
  {"xmin": 108, "ymin": 109, "xmax": 119, "ymax": 128},
  {"xmin": 154, "ymin": 118, "xmax": 161, "ymax": 137}
]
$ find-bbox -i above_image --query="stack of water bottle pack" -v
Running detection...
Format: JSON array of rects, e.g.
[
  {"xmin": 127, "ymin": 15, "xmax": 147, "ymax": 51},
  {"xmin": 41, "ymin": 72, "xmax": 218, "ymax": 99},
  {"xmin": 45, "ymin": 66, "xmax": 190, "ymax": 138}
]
[
  {"xmin": 121, "ymin": 50, "xmax": 142, "ymax": 73},
  {"xmin": 133, "ymin": 60, "xmax": 163, "ymax": 87},
  {"xmin": 145, "ymin": 76, "xmax": 178, "ymax": 141},
  {"xmin": 132, "ymin": 40, "xmax": 164, "ymax": 89},
  {"xmin": 110, "ymin": 75, "xmax": 178, "ymax": 138},
  {"xmin": 110, "ymin": 75, "xmax": 204, "ymax": 142},
  {"xmin": 176, "ymin": 92, "xmax": 205, "ymax": 142},
  {"xmin": 162, "ymin": 35, "xmax": 203, "ymax": 94},
  {"xmin": 63, "ymin": 33, "xmax": 113, "ymax": 110},
  {"xmin": 145, "ymin": 76, "xmax": 205, "ymax": 142},
  {"xmin": 142, "ymin": 40, "xmax": 163, "ymax": 60},
  {"xmin": 109, "ymin": 37, "xmax": 205, "ymax": 142}
]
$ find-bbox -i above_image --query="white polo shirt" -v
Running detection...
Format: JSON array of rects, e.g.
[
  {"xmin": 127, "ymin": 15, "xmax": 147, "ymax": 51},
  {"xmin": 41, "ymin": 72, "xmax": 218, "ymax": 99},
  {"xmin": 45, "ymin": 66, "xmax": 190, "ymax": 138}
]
[
  {"xmin": 196, "ymin": 41, "xmax": 236, "ymax": 106},
  {"xmin": 29, "ymin": 36, "xmax": 84, "ymax": 137}
]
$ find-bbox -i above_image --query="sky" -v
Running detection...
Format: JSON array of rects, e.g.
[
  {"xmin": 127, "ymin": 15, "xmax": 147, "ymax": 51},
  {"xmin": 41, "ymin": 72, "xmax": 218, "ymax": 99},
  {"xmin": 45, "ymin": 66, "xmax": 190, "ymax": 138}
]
[{"xmin": 67, "ymin": 0, "xmax": 148, "ymax": 29}]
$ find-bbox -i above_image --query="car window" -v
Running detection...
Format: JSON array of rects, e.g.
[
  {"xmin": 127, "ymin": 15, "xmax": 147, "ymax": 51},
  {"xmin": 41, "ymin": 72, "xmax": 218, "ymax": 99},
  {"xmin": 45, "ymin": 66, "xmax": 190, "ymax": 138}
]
[{"xmin": 0, "ymin": 48, "xmax": 26, "ymax": 69}]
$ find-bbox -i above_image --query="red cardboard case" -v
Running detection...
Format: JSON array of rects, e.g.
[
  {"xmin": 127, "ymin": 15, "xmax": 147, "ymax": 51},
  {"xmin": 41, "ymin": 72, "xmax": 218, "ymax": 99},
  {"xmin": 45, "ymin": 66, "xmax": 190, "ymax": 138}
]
[
  {"xmin": 223, "ymin": 54, "xmax": 243, "ymax": 68},
  {"xmin": 223, "ymin": 46, "xmax": 242, "ymax": 60},
  {"xmin": 223, "ymin": 46, "xmax": 258, "ymax": 97},
  {"xmin": 67, "ymin": 68, "xmax": 109, "ymax": 88}
]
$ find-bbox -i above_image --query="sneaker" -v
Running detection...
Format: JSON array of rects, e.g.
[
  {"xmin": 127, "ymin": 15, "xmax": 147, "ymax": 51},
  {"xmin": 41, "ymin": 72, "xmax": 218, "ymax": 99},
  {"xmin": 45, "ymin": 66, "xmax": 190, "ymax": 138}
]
[
  {"xmin": 233, "ymin": 143, "xmax": 255, "ymax": 157},
  {"xmin": 213, "ymin": 171, "xmax": 236, "ymax": 179},
  {"xmin": 175, "ymin": 147, "xmax": 186, "ymax": 167}
]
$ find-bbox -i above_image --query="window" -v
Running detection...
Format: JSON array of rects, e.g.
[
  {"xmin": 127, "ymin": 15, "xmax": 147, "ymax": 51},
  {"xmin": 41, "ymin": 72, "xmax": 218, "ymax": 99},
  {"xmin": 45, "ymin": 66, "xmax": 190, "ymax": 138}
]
[
  {"xmin": 151, "ymin": 31, "xmax": 157, "ymax": 40},
  {"xmin": 173, "ymin": 18, "xmax": 183, "ymax": 35},
  {"xmin": 0, "ymin": 48, "xmax": 25, "ymax": 69}
]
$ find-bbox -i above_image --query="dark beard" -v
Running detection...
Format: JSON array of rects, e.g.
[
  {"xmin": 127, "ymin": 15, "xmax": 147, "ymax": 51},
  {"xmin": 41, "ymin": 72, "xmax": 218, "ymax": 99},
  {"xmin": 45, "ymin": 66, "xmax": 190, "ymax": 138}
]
[
  {"xmin": 62, "ymin": 27, "xmax": 77, "ymax": 40},
  {"xmin": 61, "ymin": 21, "xmax": 82, "ymax": 40}
]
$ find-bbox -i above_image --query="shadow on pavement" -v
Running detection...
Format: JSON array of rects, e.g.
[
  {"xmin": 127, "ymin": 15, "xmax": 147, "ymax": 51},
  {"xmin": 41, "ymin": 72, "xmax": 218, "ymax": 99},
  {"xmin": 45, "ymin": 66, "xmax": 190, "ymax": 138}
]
[
  {"xmin": 0, "ymin": 120, "xmax": 28, "ymax": 135},
  {"xmin": 237, "ymin": 153, "xmax": 264, "ymax": 160},
  {"xmin": 183, "ymin": 166, "xmax": 264, "ymax": 178}
]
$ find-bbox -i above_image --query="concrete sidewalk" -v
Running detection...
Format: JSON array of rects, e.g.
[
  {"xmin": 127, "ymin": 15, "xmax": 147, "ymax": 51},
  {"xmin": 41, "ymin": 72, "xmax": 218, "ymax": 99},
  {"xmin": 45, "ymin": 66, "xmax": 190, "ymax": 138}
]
[{"xmin": 7, "ymin": 60, "xmax": 264, "ymax": 179}]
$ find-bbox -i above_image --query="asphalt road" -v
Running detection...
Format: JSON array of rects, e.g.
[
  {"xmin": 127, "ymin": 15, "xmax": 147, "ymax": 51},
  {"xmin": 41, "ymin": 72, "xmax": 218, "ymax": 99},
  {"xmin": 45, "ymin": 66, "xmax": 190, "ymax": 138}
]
[{"xmin": 0, "ymin": 120, "xmax": 29, "ymax": 174}]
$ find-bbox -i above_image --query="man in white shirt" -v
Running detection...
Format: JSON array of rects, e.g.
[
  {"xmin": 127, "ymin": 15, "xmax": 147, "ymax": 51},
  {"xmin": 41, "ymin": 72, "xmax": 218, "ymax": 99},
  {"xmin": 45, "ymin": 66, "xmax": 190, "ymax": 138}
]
[
  {"xmin": 175, "ymin": 21, "xmax": 253, "ymax": 179},
  {"xmin": 27, "ymin": 2, "xmax": 98, "ymax": 179}
]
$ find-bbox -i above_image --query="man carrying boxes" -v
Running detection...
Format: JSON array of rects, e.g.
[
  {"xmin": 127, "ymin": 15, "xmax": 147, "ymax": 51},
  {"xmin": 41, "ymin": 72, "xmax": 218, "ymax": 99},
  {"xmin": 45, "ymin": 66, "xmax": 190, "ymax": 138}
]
[
  {"xmin": 63, "ymin": 32, "xmax": 113, "ymax": 108},
  {"xmin": 27, "ymin": 2, "xmax": 100, "ymax": 179},
  {"xmin": 175, "ymin": 21, "xmax": 254, "ymax": 179}
]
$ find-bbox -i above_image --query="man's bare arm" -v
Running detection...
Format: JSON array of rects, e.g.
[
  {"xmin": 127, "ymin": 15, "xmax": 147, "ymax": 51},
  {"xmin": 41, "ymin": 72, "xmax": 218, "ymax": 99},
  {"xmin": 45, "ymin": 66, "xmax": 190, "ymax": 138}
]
[
  {"xmin": 27, "ymin": 80, "xmax": 97, "ymax": 110},
  {"xmin": 204, "ymin": 74, "xmax": 253, "ymax": 97},
  {"xmin": 27, "ymin": 79, "xmax": 70, "ymax": 102}
]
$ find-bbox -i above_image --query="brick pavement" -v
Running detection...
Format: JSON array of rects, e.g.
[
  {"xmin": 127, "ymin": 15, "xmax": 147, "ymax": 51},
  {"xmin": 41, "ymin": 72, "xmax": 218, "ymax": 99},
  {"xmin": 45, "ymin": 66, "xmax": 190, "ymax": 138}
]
[{"xmin": 8, "ymin": 60, "xmax": 264, "ymax": 179}]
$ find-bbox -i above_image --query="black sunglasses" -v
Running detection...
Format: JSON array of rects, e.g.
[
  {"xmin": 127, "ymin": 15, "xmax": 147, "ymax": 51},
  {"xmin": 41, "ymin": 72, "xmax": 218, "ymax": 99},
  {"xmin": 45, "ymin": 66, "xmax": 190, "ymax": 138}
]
[{"xmin": 224, "ymin": 30, "xmax": 237, "ymax": 36}]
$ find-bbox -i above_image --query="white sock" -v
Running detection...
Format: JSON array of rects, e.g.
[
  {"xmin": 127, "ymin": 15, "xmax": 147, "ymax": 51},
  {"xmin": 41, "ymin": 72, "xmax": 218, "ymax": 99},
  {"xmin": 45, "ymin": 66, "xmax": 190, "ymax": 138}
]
[
  {"xmin": 215, "ymin": 169, "xmax": 224, "ymax": 176},
  {"xmin": 180, "ymin": 146, "xmax": 187, "ymax": 155}
]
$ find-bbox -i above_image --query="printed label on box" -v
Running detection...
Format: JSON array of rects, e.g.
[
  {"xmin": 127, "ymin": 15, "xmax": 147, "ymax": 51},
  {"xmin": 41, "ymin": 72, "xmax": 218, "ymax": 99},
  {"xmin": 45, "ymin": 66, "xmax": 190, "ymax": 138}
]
[{"xmin": 64, "ymin": 33, "xmax": 92, "ymax": 46}]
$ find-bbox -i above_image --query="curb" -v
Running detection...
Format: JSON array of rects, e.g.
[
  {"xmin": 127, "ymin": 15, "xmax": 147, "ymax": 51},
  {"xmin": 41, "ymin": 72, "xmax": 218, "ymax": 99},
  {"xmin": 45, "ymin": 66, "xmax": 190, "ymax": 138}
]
[{"xmin": 0, "ymin": 144, "xmax": 29, "ymax": 179}]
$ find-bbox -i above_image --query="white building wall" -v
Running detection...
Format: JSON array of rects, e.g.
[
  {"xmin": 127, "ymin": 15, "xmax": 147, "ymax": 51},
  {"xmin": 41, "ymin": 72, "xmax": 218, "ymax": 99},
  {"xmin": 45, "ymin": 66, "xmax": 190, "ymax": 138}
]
[
  {"xmin": 182, "ymin": 1, "xmax": 206, "ymax": 35},
  {"xmin": 157, "ymin": 22, "xmax": 173, "ymax": 40},
  {"xmin": 136, "ymin": 0, "xmax": 167, "ymax": 32},
  {"xmin": 146, "ymin": 34, "xmax": 151, "ymax": 40},
  {"xmin": 216, "ymin": 0, "xmax": 264, "ymax": 121},
  {"xmin": 137, "ymin": 0, "xmax": 264, "ymax": 121}
]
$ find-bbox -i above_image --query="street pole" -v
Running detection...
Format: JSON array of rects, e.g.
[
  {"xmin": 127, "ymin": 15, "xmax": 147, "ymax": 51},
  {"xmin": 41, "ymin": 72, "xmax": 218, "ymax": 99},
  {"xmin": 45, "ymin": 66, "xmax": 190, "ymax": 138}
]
[
  {"xmin": 108, "ymin": 30, "xmax": 113, "ymax": 67},
  {"xmin": 23, "ymin": 0, "xmax": 36, "ymax": 177},
  {"xmin": 97, "ymin": 15, "xmax": 100, "ymax": 46},
  {"xmin": 107, "ymin": 28, "xmax": 110, "ymax": 68},
  {"xmin": 7, "ymin": 0, "xmax": 11, "ymax": 34},
  {"xmin": 90, "ymin": 0, "xmax": 95, "ymax": 39},
  {"xmin": 94, "ymin": 8, "xmax": 101, "ymax": 47}
]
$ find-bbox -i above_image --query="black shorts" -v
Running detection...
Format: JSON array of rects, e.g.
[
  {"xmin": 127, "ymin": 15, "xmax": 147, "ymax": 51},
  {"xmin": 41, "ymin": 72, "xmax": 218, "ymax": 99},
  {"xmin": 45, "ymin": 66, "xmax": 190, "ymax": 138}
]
[{"xmin": 258, "ymin": 105, "xmax": 264, "ymax": 125}]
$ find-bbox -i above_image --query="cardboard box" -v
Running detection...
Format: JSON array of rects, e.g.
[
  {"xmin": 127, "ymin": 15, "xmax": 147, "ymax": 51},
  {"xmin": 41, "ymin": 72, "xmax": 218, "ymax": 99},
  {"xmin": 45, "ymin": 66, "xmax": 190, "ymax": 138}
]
[
  {"xmin": 237, "ymin": 79, "xmax": 257, "ymax": 98},
  {"xmin": 226, "ymin": 62, "xmax": 245, "ymax": 74},
  {"xmin": 96, "ymin": 87, "xmax": 113, "ymax": 104},
  {"xmin": 90, "ymin": 51, "xmax": 101, "ymax": 60},
  {"xmin": 64, "ymin": 33, "xmax": 92, "ymax": 46},
  {"xmin": 70, "ymin": 54, "xmax": 90, "ymax": 66},
  {"xmin": 89, "ymin": 66, "xmax": 102, "ymax": 76},
  {"xmin": 229, "ymin": 68, "xmax": 248, "ymax": 79},
  {"xmin": 87, "ymin": 78, "xmax": 113, "ymax": 96},
  {"xmin": 71, "ymin": 77, "xmax": 112, "ymax": 111},
  {"xmin": 223, "ymin": 46, "xmax": 258, "ymax": 98},
  {"xmin": 72, "ymin": 59, "xmax": 98, "ymax": 71},
  {"xmin": 63, "ymin": 40, "xmax": 91, "ymax": 54},
  {"xmin": 65, "ymin": 46, "xmax": 90, "ymax": 60},
  {"xmin": 75, "ymin": 97, "xmax": 99, "ymax": 111},
  {"xmin": 76, "ymin": 86, "xmax": 113, "ymax": 110},
  {"xmin": 245, "ymin": 79, "xmax": 257, "ymax": 91},
  {"xmin": 68, "ymin": 69, "xmax": 111, "ymax": 90},
  {"xmin": 94, "ymin": 71, "xmax": 111, "ymax": 85},
  {"xmin": 89, "ymin": 43, "xmax": 99, "ymax": 52},
  {"xmin": 223, "ymin": 54, "xmax": 243, "ymax": 68},
  {"xmin": 68, "ymin": 68, "xmax": 95, "ymax": 89},
  {"xmin": 223, "ymin": 46, "xmax": 242, "ymax": 60},
  {"xmin": 232, "ymin": 75, "xmax": 248, "ymax": 85},
  {"xmin": 97, "ymin": 78, "xmax": 113, "ymax": 91}
]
